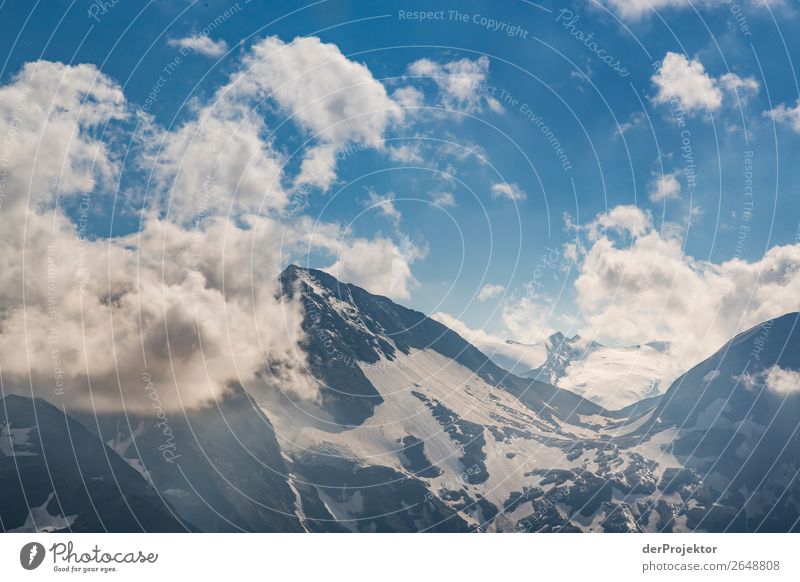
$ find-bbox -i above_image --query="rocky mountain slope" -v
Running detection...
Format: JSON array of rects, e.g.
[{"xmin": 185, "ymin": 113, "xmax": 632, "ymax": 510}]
[
  {"xmin": 3, "ymin": 265, "xmax": 798, "ymax": 532},
  {"xmin": 0, "ymin": 394, "xmax": 189, "ymax": 532}
]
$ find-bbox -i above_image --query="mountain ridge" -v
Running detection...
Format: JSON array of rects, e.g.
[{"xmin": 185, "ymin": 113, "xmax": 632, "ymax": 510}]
[{"xmin": 3, "ymin": 265, "xmax": 798, "ymax": 532}]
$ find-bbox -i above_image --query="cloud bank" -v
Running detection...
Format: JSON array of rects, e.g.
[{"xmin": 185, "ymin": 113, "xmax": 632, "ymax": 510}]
[{"xmin": 0, "ymin": 37, "xmax": 416, "ymax": 413}]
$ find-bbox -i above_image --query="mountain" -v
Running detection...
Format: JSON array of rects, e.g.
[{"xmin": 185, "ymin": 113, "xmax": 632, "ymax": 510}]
[
  {"xmin": 512, "ymin": 332, "xmax": 683, "ymax": 410},
  {"xmin": 3, "ymin": 264, "xmax": 798, "ymax": 532},
  {"xmin": 633, "ymin": 312, "xmax": 800, "ymax": 531},
  {"xmin": 0, "ymin": 394, "xmax": 189, "ymax": 532},
  {"xmin": 263, "ymin": 266, "xmax": 800, "ymax": 532},
  {"xmin": 264, "ymin": 265, "xmax": 621, "ymax": 531},
  {"xmin": 82, "ymin": 384, "xmax": 304, "ymax": 533}
]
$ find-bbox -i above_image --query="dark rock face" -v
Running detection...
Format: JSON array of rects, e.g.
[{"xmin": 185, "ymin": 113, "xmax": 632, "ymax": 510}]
[
  {"xmin": 0, "ymin": 395, "xmax": 188, "ymax": 532},
  {"xmin": 411, "ymin": 391, "xmax": 488, "ymax": 484},
  {"xmin": 85, "ymin": 385, "xmax": 303, "ymax": 533},
  {"xmin": 600, "ymin": 502, "xmax": 642, "ymax": 533},
  {"xmin": 398, "ymin": 435, "xmax": 442, "ymax": 479},
  {"xmin": 291, "ymin": 448, "xmax": 472, "ymax": 532},
  {"xmin": 279, "ymin": 265, "xmax": 385, "ymax": 425}
]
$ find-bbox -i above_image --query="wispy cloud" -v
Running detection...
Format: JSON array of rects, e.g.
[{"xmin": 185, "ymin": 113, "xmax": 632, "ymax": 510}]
[
  {"xmin": 168, "ymin": 34, "xmax": 228, "ymax": 58},
  {"xmin": 491, "ymin": 182, "xmax": 527, "ymax": 201}
]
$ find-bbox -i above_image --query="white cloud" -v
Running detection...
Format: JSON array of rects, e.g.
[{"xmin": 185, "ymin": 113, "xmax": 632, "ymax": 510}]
[
  {"xmin": 491, "ymin": 182, "xmax": 527, "ymax": 201},
  {"xmin": 431, "ymin": 191, "xmax": 456, "ymax": 207},
  {"xmin": 364, "ymin": 188, "xmax": 401, "ymax": 225},
  {"xmin": 152, "ymin": 112, "xmax": 287, "ymax": 223},
  {"xmin": 168, "ymin": 34, "xmax": 228, "ymax": 58},
  {"xmin": 0, "ymin": 60, "xmax": 126, "ymax": 213},
  {"xmin": 586, "ymin": 204, "xmax": 653, "ymax": 240},
  {"xmin": 652, "ymin": 52, "xmax": 723, "ymax": 113},
  {"xmin": 324, "ymin": 236, "xmax": 425, "ymax": 301},
  {"xmin": 651, "ymin": 52, "xmax": 758, "ymax": 115},
  {"xmin": 744, "ymin": 366, "xmax": 800, "ymax": 396},
  {"xmin": 597, "ymin": 0, "xmax": 780, "ymax": 21},
  {"xmin": 229, "ymin": 36, "xmax": 402, "ymax": 191},
  {"xmin": 765, "ymin": 99, "xmax": 800, "ymax": 133},
  {"xmin": 763, "ymin": 366, "xmax": 800, "ymax": 395},
  {"xmin": 0, "ymin": 49, "xmax": 421, "ymax": 413},
  {"xmin": 392, "ymin": 86, "xmax": 424, "ymax": 109},
  {"xmin": 500, "ymin": 294, "xmax": 556, "ymax": 344},
  {"xmin": 431, "ymin": 312, "xmax": 548, "ymax": 374},
  {"xmin": 387, "ymin": 142, "xmax": 423, "ymax": 164},
  {"xmin": 407, "ymin": 55, "xmax": 502, "ymax": 114},
  {"xmin": 648, "ymin": 171, "xmax": 682, "ymax": 203},
  {"xmin": 0, "ymin": 206, "xmax": 315, "ymax": 412},
  {"xmin": 433, "ymin": 197, "xmax": 800, "ymax": 387},
  {"xmin": 719, "ymin": 72, "xmax": 760, "ymax": 98},
  {"xmin": 598, "ymin": 0, "xmax": 696, "ymax": 20},
  {"xmin": 570, "ymin": 205, "xmax": 800, "ymax": 365},
  {"xmin": 294, "ymin": 143, "xmax": 339, "ymax": 190},
  {"xmin": 478, "ymin": 283, "xmax": 505, "ymax": 301},
  {"xmin": 150, "ymin": 34, "xmax": 405, "ymax": 219},
  {"xmin": 432, "ymin": 311, "xmax": 500, "ymax": 348}
]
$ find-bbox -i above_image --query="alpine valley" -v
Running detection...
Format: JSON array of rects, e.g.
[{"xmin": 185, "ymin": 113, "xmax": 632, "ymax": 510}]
[{"xmin": 2, "ymin": 265, "xmax": 799, "ymax": 533}]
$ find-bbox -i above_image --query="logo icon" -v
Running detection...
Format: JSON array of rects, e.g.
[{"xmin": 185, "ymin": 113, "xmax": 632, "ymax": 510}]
[{"xmin": 20, "ymin": 542, "xmax": 46, "ymax": 570}]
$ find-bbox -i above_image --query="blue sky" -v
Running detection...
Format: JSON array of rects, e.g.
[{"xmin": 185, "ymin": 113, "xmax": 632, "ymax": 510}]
[{"xmin": 2, "ymin": 0, "xmax": 800, "ymax": 368}]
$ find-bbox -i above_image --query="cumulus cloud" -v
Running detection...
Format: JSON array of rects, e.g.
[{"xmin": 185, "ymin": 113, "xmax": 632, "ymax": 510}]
[
  {"xmin": 651, "ymin": 52, "xmax": 758, "ymax": 115},
  {"xmin": 765, "ymin": 99, "xmax": 800, "ymax": 133},
  {"xmin": 0, "ymin": 212, "xmax": 312, "ymax": 412},
  {"xmin": 0, "ymin": 61, "xmax": 314, "ymax": 413},
  {"xmin": 228, "ymin": 36, "xmax": 403, "ymax": 191},
  {"xmin": 570, "ymin": 205, "xmax": 800, "ymax": 365},
  {"xmin": 585, "ymin": 204, "xmax": 653, "ymax": 240},
  {"xmin": 152, "ymin": 111, "xmax": 287, "ymax": 223},
  {"xmin": 407, "ymin": 55, "xmax": 502, "ymax": 114},
  {"xmin": 615, "ymin": 111, "xmax": 647, "ymax": 136},
  {"xmin": 468, "ymin": 203, "xmax": 799, "ymax": 373},
  {"xmin": 432, "ymin": 311, "xmax": 500, "ymax": 349},
  {"xmin": 652, "ymin": 52, "xmax": 723, "ymax": 113},
  {"xmin": 763, "ymin": 366, "xmax": 800, "ymax": 395},
  {"xmin": 150, "ymin": 33, "xmax": 404, "ymax": 220},
  {"xmin": 168, "ymin": 34, "xmax": 228, "ymax": 58},
  {"xmin": 432, "ymin": 311, "xmax": 552, "ymax": 376},
  {"xmin": 491, "ymin": 182, "xmax": 527, "ymax": 201},
  {"xmin": 0, "ymin": 41, "xmax": 420, "ymax": 413},
  {"xmin": 499, "ymin": 294, "xmax": 556, "ymax": 344},
  {"xmin": 478, "ymin": 283, "xmax": 505, "ymax": 301},
  {"xmin": 433, "ymin": 312, "xmax": 539, "ymax": 366},
  {"xmin": 324, "ymin": 236, "xmax": 425, "ymax": 301},
  {"xmin": 648, "ymin": 171, "xmax": 682, "ymax": 203},
  {"xmin": 597, "ymin": 0, "xmax": 696, "ymax": 20},
  {"xmin": 0, "ymin": 60, "xmax": 125, "ymax": 212},
  {"xmin": 0, "ymin": 58, "xmax": 310, "ymax": 411}
]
